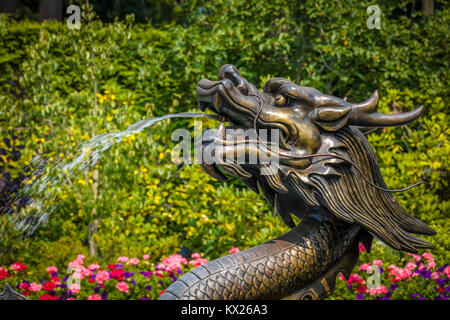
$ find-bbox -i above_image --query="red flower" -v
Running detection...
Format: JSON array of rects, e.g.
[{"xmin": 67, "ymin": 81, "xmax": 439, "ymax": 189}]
[
  {"xmin": 19, "ymin": 282, "xmax": 30, "ymax": 289},
  {"xmin": 50, "ymin": 276, "xmax": 60, "ymax": 284},
  {"xmin": 0, "ymin": 269, "xmax": 12, "ymax": 280},
  {"xmin": 108, "ymin": 264, "xmax": 116, "ymax": 270},
  {"xmin": 356, "ymin": 285, "xmax": 367, "ymax": 293},
  {"xmin": 10, "ymin": 262, "xmax": 27, "ymax": 271},
  {"xmin": 111, "ymin": 269, "xmax": 125, "ymax": 281},
  {"xmin": 159, "ymin": 290, "xmax": 165, "ymax": 296},
  {"xmin": 40, "ymin": 294, "xmax": 58, "ymax": 300},
  {"xmin": 88, "ymin": 278, "xmax": 95, "ymax": 283},
  {"xmin": 43, "ymin": 281, "xmax": 56, "ymax": 291},
  {"xmin": 358, "ymin": 243, "xmax": 366, "ymax": 253}
]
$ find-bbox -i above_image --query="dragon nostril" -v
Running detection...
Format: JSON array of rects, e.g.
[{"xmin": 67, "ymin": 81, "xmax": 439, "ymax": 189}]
[
  {"xmin": 218, "ymin": 64, "xmax": 248, "ymax": 95},
  {"xmin": 218, "ymin": 64, "xmax": 238, "ymax": 79},
  {"xmin": 237, "ymin": 83, "xmax": 248, "ymax": 95}
]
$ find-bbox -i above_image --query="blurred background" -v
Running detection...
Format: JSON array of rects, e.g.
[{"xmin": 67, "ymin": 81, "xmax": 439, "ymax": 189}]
[
  {"xmin": 0, "ymin": 0, "xmax": 448, "ymax": 300},
  {"xmin": 0, "ymin": 0, "xmax": 442, "ymax": 23}
]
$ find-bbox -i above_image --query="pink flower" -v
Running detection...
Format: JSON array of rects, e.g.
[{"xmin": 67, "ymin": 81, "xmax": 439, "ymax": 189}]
[
  {"xmin": 67, "ymin": 266, "xmax": 83, "ymax": 280},
  {"xmin": 389, "ymin": 264, "xmax": 414, "ymax": 282},
  {"xmin": 29, "ymin": 282, "xmax": 42, "ymax": 292},
  {"xmin": 188, "ymin": 258, "xmax": 208, "ymax": 267},
  {"xmin": 401, "ymin": 269, "xmax": 413, "ymax": 279},
  {"xmin": 359, "ymin": 263, "xmax": 371, "ymax": 272},
  {"xmin": 68, "ymin": 256, "xmax": 84, "ymax": 268},
  {"xmin": 407, "ymin": 253, "xmax": 421, "ymax": 261},
  {"xmin": 117, "ymin": 256, "xmax": 129, "ymax": 263},
  {"xmin": 68, "ymin": 283, "xmax": 81, "ymax": 294},
  {"xmin": 367, "ymin": 285, "xmax": 388, "ymax": 296},
  {"xmin": 143, "ymin": 254, "xmax": 150, "ymax": 260},
  {"xmin": 338, "ymin": 274, "xmax": 346, "ymax": 281},
  {"xmin": 156, "ymin": 263, "xmax": 165, "ymax": 270},
  {"xmin": 443, "ymin": 266, "xmax": 450, "ymax": 276},
  {"xmin": 95, "ymin": 270, "xmax": 110, "ymax": 285},
  {"xmin": 191, "ymin": 253, "xmax": 201, "ymax": 259},
  {"xmin": 88, "ymin": 294, "xmax": 102, "ymax": 300},
  {"xmin": 46, "ymin": 266, "xmax": 58, "ymax": 273},
  {"xmin": 347, "ymin": 273, "xmax": 360, "ymax": 283},
  {"xmin": 372, "ymin": 260, "xmax": 383, "ymax": 267},
  {"xmin": 88, "ymin": 264, "xmax": 100, "ymax": 271},
  {"xmin": 161, "ymin": 254, "xmax": 188, "ymax": 272},
  {"xmin": 431, "ymin": 272, "xmax": 441, "ymax": 280},
  {"xmin": 80, "ymin": 266, "xmax": 93, "ymax": 278},
  {"xmin": 66, "ymin": 297, "xmax": 75, "ymax": 300},
  {"xmin": 228, "ymin": 247, "xmax": 240, "ymax": 254},
  {"xmin": 422, "ymin": 252, "xmax": 434, "ymax": 261},
  {"xmin": 405, "ymin": 262, "xmax": 417, "ymax": 270},
  {"xmin": 10, "ymin": 263, "xmax": 27, "ymax": 271},
  {"xmin": 127, "ymin": 257, "xmax": 140, "ymax": 265},
  {"xmin": 116, "ymin": 281, "xmax": 129, "ymax": 293},
  {"xmin": 427, "ymin": 261, "xmax": 436, "ymax": 270}
]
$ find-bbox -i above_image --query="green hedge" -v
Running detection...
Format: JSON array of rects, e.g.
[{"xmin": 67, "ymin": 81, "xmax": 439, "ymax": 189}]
[{"xmin": 0, "ymin": 0, "xmax": 448, "ymax": 299}]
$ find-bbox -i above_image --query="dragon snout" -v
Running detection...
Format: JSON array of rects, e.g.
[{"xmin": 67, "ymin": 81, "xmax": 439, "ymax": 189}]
[{"xmin": 218, "ymin": 64, "xmax": 249, "ymax": 95}]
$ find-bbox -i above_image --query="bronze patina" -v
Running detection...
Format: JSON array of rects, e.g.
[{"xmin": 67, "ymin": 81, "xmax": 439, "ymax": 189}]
[
  {"xmin": 159, "ymin": 64, "xmax": 435, "ymax": 300},
  {"xmin": 0, "ymin": 283, "xmax": 28, "ymax": 300}
]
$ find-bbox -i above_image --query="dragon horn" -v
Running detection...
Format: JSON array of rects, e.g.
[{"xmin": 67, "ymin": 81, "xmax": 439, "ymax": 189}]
[{"xmin": 349, "ymin": 90, "xmax": 424, "ymax": 127}]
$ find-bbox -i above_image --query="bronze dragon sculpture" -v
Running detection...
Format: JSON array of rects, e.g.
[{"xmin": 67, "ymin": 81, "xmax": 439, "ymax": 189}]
[{"xmin": 159, "ymin": 64, "xmax": 435, "ymax": 300}]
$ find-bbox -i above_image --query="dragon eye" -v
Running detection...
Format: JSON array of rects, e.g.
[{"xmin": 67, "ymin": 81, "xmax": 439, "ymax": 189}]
[{"xmin": 274, "ymin": 94, "xmax": 287, "ymax": 107}]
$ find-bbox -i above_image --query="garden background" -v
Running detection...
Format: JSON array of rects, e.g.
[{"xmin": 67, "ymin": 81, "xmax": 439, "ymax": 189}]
[{"xmin": 0, "ymin": 0, "xmax": 448, "ymax": 300}]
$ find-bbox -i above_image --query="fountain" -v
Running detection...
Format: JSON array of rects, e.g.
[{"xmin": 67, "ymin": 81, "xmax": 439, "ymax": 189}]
[{"xmin": 1, "ymin": 64, "xmax": 435, "ymax": 300}]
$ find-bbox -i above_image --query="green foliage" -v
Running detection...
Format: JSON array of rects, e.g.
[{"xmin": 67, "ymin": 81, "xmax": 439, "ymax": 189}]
[{"xmin": 0, "ymin": 0, "xmax": 448, "ymax": 299}]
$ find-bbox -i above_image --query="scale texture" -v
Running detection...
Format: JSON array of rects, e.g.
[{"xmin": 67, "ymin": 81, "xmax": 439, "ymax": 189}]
[{"xmin": 160, "ymin": 215, "xmax": 359, "ymax": 300}]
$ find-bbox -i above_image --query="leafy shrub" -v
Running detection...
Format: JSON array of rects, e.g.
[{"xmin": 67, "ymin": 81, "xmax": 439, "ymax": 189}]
[{"xmin": 0, "ymin": 0, "xmax": 448, "ymax": 299}]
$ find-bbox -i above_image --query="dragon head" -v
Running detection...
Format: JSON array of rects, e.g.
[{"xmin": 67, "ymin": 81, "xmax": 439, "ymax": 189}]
[{"xmin": 196, "ymin": 64, "xmax": 435, "ymax": 253}]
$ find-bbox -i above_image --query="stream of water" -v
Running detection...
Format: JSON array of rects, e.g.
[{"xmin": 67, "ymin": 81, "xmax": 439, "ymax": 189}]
[{"xmin": 1, "ymin": 112, "xmax": 218, "ymax": 254}]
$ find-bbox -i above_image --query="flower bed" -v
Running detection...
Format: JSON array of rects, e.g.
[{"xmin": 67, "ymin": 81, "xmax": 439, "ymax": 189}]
[
  {"xmin": 334, "ymin": 244, "xmax": 449, "ymax": 300},
  {"xmin": 1, "ymin": 246, "xmax": 448, "ymax": 300},
  {"xmin": 0, "ymin": 248, "xmax": 238, "ymax": 300}
]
